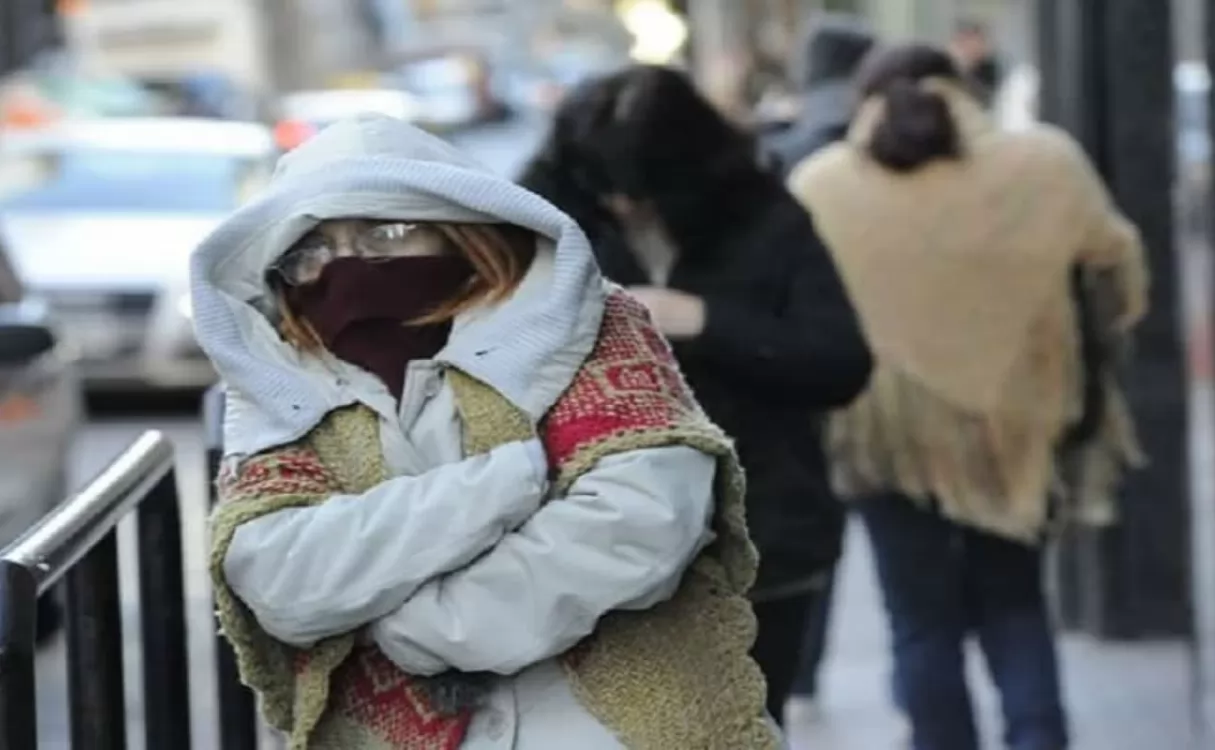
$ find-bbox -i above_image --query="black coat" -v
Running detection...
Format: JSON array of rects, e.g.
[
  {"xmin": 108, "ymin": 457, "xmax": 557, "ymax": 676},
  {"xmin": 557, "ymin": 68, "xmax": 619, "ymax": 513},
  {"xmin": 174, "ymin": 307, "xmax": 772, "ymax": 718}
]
[{"xmin": 520, "ymin": 162, "xmax": 872, "ymax": 598}]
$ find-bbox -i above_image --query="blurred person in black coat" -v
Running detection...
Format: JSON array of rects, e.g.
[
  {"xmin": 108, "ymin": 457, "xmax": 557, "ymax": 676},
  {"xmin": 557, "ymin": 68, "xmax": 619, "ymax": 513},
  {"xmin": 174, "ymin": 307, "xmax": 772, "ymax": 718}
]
[
  {"xmin": 761, "ymin": 12, "xmax": 879, "ymax": 719},
  {"xmin": 518, "ymin": 65, "xmax": 872, "ymax": 724}
]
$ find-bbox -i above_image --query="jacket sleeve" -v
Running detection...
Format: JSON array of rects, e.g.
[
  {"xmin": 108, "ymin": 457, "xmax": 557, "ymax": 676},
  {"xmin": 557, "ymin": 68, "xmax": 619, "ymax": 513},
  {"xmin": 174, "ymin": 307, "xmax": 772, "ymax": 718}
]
[
  {"xmin": 367, "ymin": 445, "xmax": 717, "ymax": 676},
  {"xmin": 678, "ymin": 207, "xmax": 872, "ymax": 409},
  {"xmin": 221, "ymin": 439, "xmax": 548, "ymax": 647},
  {"xmin": 1068, "ymin": 147, "xmax": 1150, "ymax": 331}
]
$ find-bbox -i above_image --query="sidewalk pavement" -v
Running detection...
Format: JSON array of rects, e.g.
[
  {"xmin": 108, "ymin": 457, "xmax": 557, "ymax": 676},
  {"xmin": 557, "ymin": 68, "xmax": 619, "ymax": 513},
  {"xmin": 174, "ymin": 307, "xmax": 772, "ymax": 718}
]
[{"xmin": 787, "ymin": 523, "xmax": 1194, "ymax": 750}]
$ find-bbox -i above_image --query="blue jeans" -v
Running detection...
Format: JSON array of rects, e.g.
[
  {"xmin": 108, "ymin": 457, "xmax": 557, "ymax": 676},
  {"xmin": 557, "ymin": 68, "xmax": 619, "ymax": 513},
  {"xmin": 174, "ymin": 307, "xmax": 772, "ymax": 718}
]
[{"xmin": 858, "ymin": 494, "xmax": 1068, "ymax": 750}]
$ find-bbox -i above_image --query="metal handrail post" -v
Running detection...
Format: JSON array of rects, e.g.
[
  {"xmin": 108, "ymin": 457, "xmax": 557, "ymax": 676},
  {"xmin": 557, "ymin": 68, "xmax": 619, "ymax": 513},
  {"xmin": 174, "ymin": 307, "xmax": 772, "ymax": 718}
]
[
  {"xmin": 5, "ymin": 431, "xmax": 173, "ymax": 590},
  {"xmin": 204, "ymin": 385, "xmax": 260, "ymax": 750},
  {"xmin": 0, "ymin": 430, "xmax": 175, "ymax": 750},
  {"xmin": 0, "ymin": 560, "xmax": 38, "ymax": 748},
  {"xmin": 138, "ymin": 469, "xmax": 192, "ymax": 750},
  {"xmin": 65, "ymin": 531, "xmax": 127, "ymax": 750}
]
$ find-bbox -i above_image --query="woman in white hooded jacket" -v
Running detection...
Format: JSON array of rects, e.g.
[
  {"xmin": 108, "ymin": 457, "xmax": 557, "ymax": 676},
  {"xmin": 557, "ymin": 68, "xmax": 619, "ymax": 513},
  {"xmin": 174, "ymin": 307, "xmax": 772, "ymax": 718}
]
[{"xmin": 190, "ymin": 114, "xmax": 779, "ymax": 750}]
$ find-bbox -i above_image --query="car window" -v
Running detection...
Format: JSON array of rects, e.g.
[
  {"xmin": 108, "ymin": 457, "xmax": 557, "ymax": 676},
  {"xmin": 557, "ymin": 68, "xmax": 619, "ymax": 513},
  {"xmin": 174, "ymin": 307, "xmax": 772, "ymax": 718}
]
[{"xmin": 0, "ymin": 151, "xmax": 259, "ymax": 214}]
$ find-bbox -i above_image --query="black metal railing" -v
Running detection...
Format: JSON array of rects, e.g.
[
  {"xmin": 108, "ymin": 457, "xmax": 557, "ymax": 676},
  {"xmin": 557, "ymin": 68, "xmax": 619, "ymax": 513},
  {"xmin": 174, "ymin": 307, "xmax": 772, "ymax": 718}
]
[
  {"xmin": 204, "ymin": 384, "xmax": 259, "ymax": 750},
  {"xmin": 0, "ymin": 431, "xmax": 190, "ymax": 750}
]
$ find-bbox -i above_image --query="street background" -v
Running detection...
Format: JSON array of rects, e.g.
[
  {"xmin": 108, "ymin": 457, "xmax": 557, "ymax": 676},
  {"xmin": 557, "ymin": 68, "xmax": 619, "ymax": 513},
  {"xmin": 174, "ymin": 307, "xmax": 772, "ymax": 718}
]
[
  {"xmin": 1, "ymin": 0, "xmax": 1211, "ymax": 748},
  {"xmin": 33, "ymin": 117, "xmax": 1201, "ymax": 749}
]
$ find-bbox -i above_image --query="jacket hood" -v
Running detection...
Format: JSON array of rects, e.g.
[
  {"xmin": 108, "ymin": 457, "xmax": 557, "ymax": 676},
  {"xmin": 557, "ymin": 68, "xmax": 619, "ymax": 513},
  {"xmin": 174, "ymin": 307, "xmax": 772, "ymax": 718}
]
[
  {"xmin": 190, "ymin": 114, "xmax": 605, "ymax": 456},
  {"xmin": 794, "ymin": 13, "xmax": 877, "ymax": 89}
]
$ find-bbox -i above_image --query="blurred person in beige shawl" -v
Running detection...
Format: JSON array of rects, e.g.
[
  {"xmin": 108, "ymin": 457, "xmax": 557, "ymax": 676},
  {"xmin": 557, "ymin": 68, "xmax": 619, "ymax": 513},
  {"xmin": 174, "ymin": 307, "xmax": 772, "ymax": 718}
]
[{"xmin": 786, "ymin": 44, "xmax": 1147, "ymax": 750}]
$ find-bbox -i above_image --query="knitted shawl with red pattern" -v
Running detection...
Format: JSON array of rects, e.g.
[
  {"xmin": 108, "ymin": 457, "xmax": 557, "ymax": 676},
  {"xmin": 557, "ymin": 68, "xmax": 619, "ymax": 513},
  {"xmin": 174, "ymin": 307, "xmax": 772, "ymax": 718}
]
[{"xmin": 210, "ymin": 291, "xmax": 778, "ymax": 749}]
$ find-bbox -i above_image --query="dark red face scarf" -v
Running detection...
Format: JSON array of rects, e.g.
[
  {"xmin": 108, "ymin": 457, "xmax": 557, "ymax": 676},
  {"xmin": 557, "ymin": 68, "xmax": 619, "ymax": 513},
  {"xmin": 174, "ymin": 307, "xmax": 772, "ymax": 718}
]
[{"xmin": 289, "ymin": 255, "xmax": 474, "ymax": 399}]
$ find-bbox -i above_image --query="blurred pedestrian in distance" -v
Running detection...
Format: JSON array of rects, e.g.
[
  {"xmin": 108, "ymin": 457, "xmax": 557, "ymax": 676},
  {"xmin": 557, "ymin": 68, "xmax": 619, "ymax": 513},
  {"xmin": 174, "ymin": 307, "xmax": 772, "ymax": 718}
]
[
  {"xmin": 950, "ymin": 19, "xmax": 1003, "ymax": 107},
  {"xmin": 192, "ymin": 114, "xmax": 783, "ymax": 748},
  {"xmin": 787, "ymin": 43, "xmax": 1148, "ymax": 750},
  {"xmin": 758, "ymin": 8, "xmax": 874, "ymax": 724},
  {"xmin": 759, "ymin": 10, "xmax": 877, "ymax": 723},
  {"xmin": 764, "ymin": 12, "xmax": 877, "ymax": 177},
  {"xmin": 519, "ymin": 64, "xmax": 872, "ymax": 727}
]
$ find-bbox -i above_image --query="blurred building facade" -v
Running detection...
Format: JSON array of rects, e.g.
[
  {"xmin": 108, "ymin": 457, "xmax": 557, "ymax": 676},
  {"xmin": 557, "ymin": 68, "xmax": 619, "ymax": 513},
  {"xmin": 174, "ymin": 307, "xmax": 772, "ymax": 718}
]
[
  {"xmin": 47, "ymin": 0, "xmax": 617, "ymax": 96},
  {"xmin": 60, "ymin": 0, "xmax": 271, "ymax": 90},
  {"xmin": 264, "ymin": 0, "xmax": 634, "ymax": 100},
  {"xmin": 680, "ymin": 0, "xmax": 1037, "ymax": 115}
]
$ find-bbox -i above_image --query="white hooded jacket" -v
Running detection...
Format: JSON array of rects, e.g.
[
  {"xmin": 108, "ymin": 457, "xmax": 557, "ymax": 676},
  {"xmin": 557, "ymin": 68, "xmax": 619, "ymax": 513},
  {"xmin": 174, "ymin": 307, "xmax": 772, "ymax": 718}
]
[{"xmin": 189, "ymin": 115, "xmax": 718, "ymax": 748}]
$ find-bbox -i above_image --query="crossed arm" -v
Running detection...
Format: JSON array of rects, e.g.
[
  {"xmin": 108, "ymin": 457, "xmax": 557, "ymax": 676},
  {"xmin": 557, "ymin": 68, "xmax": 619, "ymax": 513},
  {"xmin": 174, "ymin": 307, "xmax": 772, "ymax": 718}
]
[{"xmin": 220, "ymin": 440, "xmax": 716, "ymax": 675}]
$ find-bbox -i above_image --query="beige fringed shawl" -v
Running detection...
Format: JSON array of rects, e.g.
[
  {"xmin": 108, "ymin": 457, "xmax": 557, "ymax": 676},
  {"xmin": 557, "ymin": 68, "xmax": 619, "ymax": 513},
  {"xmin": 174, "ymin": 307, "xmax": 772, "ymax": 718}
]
[
  {"xmin": 787, "ymin": 80, "xmax": 1149, "ymax": 541},
  {"xmin": 209, "ymin": 292, "xmax": 778, "ymax": 749}
]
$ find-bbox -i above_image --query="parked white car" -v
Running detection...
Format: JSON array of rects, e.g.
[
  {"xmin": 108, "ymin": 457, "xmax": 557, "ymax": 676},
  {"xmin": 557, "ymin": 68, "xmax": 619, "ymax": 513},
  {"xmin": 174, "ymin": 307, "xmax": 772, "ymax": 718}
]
[
  {"xmin": 0, "ymin": 237, "xmax": 79, "ymax": 642},
  {"xmin": 0, "ymin": 301, "xmax": 78, "ymax": 543},
  {"xmin": 275, "ymin": 88, "xmax": 420, "ymax": 150},
  {"xmin": 0, "ymin": 117, "xmax": 276, "ymax": 391},
  {"xmin": 275, "ymin": 56, "xmax": 508, "ymax": 149}
]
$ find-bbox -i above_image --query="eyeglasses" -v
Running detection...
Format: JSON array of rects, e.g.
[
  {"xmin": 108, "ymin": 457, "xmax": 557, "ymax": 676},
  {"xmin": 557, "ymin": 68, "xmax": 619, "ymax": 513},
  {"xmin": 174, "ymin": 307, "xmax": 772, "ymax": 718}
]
[{"xmin": 270, "ymin": 222, "xmax": 443, "ymax": 286}]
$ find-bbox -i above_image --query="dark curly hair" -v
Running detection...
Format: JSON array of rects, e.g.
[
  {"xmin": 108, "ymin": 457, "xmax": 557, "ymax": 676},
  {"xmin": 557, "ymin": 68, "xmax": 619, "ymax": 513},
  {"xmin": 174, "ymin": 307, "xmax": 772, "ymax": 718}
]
[
  {"xmin": 855, "ymin": 44, "xmax": 966, "ymax": 172},
  {"xmin": 519, "ymin": 65, "xmax": 781, "ymax": 259}
]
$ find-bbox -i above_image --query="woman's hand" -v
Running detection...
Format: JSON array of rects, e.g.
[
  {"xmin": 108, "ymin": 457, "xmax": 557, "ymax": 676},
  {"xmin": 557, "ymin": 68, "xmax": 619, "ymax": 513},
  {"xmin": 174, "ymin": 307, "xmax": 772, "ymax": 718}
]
[
  {"xmin": 626, "ymin": 287, "xmax": 706, "ymax": 339},
  {"xmin": 368, "ymin": 445, "xmax": 717, "ymax": 677}
]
